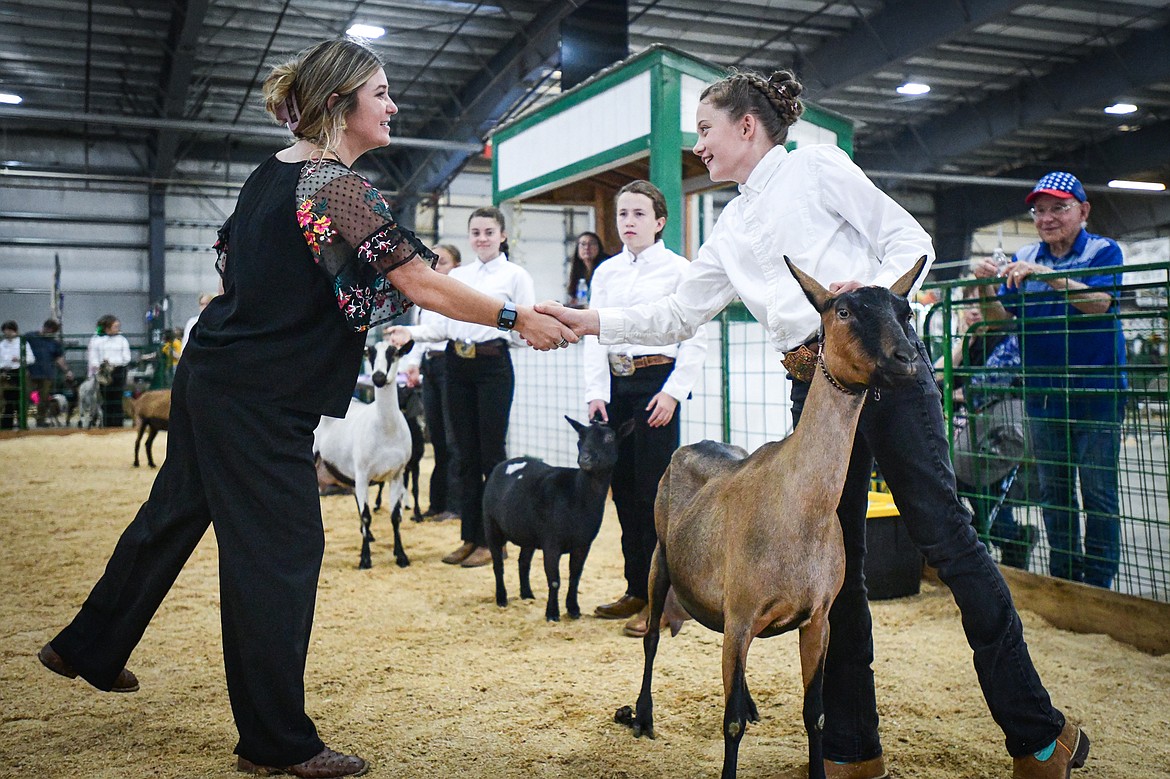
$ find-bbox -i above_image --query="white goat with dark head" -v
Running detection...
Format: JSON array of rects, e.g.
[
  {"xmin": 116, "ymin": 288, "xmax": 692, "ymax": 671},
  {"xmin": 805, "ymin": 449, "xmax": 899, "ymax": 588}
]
[{"xmin": 313, "ymin": 340, "xmax": 414, "ymax": 569}]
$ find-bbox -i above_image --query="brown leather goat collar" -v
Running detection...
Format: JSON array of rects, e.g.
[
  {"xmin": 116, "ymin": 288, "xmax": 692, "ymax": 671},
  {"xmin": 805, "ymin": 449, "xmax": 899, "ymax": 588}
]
[{"xmin": 817, "ymin": 352, "xmax": 866, "ymax": 397}]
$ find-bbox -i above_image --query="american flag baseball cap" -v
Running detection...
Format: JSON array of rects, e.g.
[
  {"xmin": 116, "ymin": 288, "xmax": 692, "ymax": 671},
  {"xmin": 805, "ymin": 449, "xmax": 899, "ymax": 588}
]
[{"xmin": 1026, "ymin": 171, "xmax": 1087, "ymax": 204}]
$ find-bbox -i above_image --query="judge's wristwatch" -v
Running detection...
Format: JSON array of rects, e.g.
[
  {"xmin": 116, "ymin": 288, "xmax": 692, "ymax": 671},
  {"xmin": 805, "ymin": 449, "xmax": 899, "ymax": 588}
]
[{"xmin": 496, "ymin": 301, "xmax": 518, "ymax": 331}]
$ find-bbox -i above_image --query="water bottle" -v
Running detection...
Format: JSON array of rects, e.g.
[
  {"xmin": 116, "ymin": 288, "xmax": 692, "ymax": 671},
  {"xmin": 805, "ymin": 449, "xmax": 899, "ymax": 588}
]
[
  {"xmin": 575, "ymin": 278, "xmax": 589, "ymax": 307},
  {"xmin": 993, "ymin": 246, "xmax": 1009, "ymax": 276}
]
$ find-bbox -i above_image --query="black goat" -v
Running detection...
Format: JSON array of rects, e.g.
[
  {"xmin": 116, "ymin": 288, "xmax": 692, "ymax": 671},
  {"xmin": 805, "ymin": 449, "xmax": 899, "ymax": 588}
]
[{"xmin": 483, "ymin": 416, "xmax": 634, "ymax": 622}]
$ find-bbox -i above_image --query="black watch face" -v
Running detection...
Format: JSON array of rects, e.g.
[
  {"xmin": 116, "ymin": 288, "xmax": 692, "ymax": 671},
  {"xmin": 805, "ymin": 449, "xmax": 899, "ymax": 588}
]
[{"xmin": 499, "ymin": 306, "xmax": 517, "ymax": 330}]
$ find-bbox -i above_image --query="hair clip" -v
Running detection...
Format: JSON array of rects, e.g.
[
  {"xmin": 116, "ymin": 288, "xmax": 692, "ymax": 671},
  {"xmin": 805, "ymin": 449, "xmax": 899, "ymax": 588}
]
[{"xmin": 274, "ymin": 92, "xmax": 301, "ymax": 133}]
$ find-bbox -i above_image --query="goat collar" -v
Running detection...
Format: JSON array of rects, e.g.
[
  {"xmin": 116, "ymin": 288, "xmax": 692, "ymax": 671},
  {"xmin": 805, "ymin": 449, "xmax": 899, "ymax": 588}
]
[{"xmin": 816, "ymin": 340, "xmax": 867, "ymax": 396}]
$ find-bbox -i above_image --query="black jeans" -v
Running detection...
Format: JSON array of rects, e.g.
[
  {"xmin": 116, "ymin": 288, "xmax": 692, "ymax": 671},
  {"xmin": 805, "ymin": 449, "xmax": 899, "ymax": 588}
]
[
  {"xmin": 607, "ymin": 363, "xmax": 679, "ymax": 601},
  {"xmin": 446, "ymin": 348, "xmax": 514, "ymax": 546},
  {"xmin": 421, "ymin": 352, "xmax": 460, "ymax": 515},
  {"xmin": 790, "ymin": 338, "xmax": 1064, "ymax": 761},
  {"xmin": 51, "ymin": 365, "xmax": 327, "ymax": 766}
]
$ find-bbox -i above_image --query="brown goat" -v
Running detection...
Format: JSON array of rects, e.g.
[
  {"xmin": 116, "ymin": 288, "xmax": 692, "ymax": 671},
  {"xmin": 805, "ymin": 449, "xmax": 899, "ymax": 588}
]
[
  {"xmin": 132, "ymin": 389, "xmax": 171, "ymax": 468},
  {"xmin": 617, "ymin": 257, "xmax": 927, "ymax": 779}
]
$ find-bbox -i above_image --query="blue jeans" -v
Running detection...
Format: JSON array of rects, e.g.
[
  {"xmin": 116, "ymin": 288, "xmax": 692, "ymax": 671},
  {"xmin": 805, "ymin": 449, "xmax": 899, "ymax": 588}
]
[
  {"xmin": 1028, "ymin": 411, "xmax": 1122, "ymax": 588},
  {"xmin": 790, "ymin": 338, "xmax": 1064, "ymax": 761}
]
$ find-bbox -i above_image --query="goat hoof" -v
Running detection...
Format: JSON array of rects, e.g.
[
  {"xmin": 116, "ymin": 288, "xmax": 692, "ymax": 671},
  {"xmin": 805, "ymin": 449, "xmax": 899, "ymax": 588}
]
[
  {"xmin": 520, "ymin": 590, "xmax": 535, "ymax": 600},
  {"xmin": 395, "ymin": 556, "xmax": 410, "ymax": 568},
  {"xmin": 545, "ymin": 613, "xmax": 560, "ymax": 622},
  {"xmin": 496, "ymin": 598, "xmax": 508, "ymax": 608},
  {"xmin": 359, "ymin": 560, "xmax": 372, "ymax": 570},
  {"xmin": 567, "ymin": 609, "xmax": 581, "ymax": 620}
]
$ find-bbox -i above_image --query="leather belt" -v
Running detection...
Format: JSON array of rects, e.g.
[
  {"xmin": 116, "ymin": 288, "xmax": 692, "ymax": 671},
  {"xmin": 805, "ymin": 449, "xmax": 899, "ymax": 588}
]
[
  {"xmin": 609, "ymin": 354, "xmax": 675, "ymax": 377},
  {"xmin": 781, "ymin": 340, "xmax": 820, "ymax": 383},
  {"xmin": 449, "ymin": 338, "xmax": 508, "ymax": 359}
]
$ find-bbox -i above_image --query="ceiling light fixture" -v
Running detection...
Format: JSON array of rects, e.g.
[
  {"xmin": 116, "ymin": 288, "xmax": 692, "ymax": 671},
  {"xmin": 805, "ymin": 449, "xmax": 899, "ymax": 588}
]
[
  {"xmin": 1107, "ymin": 179, "xmax": 1166, "ymax": 192},
  {"xmin": 346, "ymin": 24, "xmax": 385, "ymax": 39},
  {"xmin": 0, "ymin": 92, "xmax": 23, "ymax": 105},
  {"xmin": 1104, "ymin": 102, "xmax": 1137, "ymax": 115},
  {"xmin": 895, "ymin": 82, "xmax": 930, "ymax": 96}
]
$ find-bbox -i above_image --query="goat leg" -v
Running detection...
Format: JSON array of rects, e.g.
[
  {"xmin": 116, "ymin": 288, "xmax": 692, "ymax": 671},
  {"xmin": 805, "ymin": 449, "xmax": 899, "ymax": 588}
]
[
  {"xmin": 720, "ymin": 627, "xmax": 754, "ymax": 779},
  {"xmin": 408, "ymin": 466, "xmax": 422, "ymax": 521},
  {"xmin": 146, "ymin": 427, "xmax": 159, "ymax": 468},
  {"xmin": 542, "ymin": 545, "xmax": 561, "ymax": 621},
  {"xmin": 390, "ymin": 503, "xmax": 410, "ymax": 568},
  {"xmin": 517, "ymin": 547, "xmax": 536, "ymax": 600},
  {"xmin": 372, "ymin": 482, "xmax": 384, "ymax": 512},
  {"xmin": 486, "ymin": 518, "xmax": 508, "ymax": 607},
  {"xmin": 565, "ymin": 546, "xmax": 588, "ymax": 619},
  {"xmin": 799, "ymin": 612, "xmax": 831, "ymax": 779},
  {"xmin": 359, "ymin": 504, "xmax": 373, "ymax": 570},
  {"xmin": 627, "ymin": 544, "xmax": 670, "ymax": 740}
]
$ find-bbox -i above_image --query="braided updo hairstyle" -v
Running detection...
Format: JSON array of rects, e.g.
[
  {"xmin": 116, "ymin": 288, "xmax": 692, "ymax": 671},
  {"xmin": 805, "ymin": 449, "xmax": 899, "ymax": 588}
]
[
  {"xmin": 700, "ymin": 69, "xmax": 804, "ymax": 145},
  {"xmin": 262, "ymin": 38, "xmax": 383, "ymax": 155}
]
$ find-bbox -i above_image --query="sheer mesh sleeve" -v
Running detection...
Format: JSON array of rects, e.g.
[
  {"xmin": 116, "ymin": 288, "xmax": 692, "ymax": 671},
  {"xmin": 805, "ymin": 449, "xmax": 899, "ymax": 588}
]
[
  {"xmin": 213, "ymin": 216, "xmax": 231, "ymax": 277},
  {"xmin": 295, "ymin": 161, "xmax": 438, "ymax": 331}
]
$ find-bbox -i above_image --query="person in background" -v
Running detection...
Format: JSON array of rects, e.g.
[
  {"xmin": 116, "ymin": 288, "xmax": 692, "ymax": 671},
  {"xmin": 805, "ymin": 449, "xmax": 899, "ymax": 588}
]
[
  {"xmin": 565, "ymin": 231, "xmax": 607, "ymax": 307},
  {"xmin": 389, "ymin": 207, "xmax": 536, "ymax": 569},
  {"xmin": 181, "ymin": 292, "xmax": 217, "ymax": 352},
  {"xmin": 86, "ymin": 314, "xmax": 132, "ymax": 427},
  {"xmin": 399, "ymin": 243, "xmax": 463, "ymax": 521},
  {"xmin": 974, "ymin": 171, "xmax": 1127, "ymax": 590},
  {"xmin": 37, "ymin": 37, "xmax": 573, "ymax": 779},
  {"xmin": 541, "ymin": 68, "xmax": 1086, "ymax": 779},
  {"xmin": 0, "ymin": 320, "xmax": 36, "ymax": 430},
  {"xmin": 585, "ymin": 180, "xmax": 707, "ymax": 637},
  {"xmin": 25, "ymin": 319, "xmax": 74, "ymax": 427}
]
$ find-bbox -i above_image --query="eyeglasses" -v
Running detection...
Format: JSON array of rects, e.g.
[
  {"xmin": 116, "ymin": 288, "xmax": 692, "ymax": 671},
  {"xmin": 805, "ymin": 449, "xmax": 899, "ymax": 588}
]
[{"xmin": 1029, "ymin": 202, "xmax": 1079, "ymax": 219}]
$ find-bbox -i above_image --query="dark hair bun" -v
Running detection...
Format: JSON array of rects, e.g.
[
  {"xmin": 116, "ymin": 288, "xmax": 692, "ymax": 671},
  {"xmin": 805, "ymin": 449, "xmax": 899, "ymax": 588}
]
[{"xmin": 766, "ymin": 70, "xmax": 804, "ymax": 125}]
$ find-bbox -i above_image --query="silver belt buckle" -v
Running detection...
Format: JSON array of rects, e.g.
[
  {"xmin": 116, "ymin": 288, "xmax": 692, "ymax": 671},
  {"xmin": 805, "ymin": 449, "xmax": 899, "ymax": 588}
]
[
  {"xmin": 454, "ymin": 339, "xmax": 476, "ymax": 359},
  {"xmin": 608, "ymin": 354, "xmax": 635, "ymax": 377}
]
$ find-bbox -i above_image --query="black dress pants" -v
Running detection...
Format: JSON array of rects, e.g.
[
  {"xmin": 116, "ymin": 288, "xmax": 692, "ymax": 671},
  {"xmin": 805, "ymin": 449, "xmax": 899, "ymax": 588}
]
[
  {"xmin": 445, "ymin": 348, "xmax": 513, "ymax": 546},
  {"xmin": 420, "ymin": 352, "xmax": 460, "ymax": 515},
  {"xmin": 50, "ymin": 364, "xmax": 328, "ymax": 766},
  {"xmin": 607, "ymin": 363, "xmax": 679, "ymax": 601},
  {"xmin": 101, "ymin": 366, "xmax": 127, "ymax": 427}
]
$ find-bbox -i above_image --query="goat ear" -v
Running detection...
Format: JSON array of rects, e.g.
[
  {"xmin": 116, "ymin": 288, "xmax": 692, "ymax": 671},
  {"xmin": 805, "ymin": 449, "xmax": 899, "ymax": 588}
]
[
  {"xmin": 889, "ymin": 255, "xmax": 929, "ymax": 298},
  {"xmin": 784, "ymin": 256, "xmax": 832, "ymax": 313},
  {"xmin": 565, "ymin": 415, "xmax": 588, "ymax": 435},
  {"xmin": 618, "ymin": 419, "xmax": 636, "ymax": 439},
  {"xmin": 396, "ymin": 340, "xmax": 415, "ymax": 358}
]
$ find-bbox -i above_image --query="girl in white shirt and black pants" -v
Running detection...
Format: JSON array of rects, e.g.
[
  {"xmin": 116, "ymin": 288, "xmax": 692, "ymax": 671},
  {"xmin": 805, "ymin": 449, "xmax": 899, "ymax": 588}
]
[
  {"xmin": 545, "ymin": 70, "xmax": 1083, "ymax": 779},
  {"xmin": 393, "ymin": 207, "xmax": 535, "ymax": 569},
  {"xmin": 583, "ymin": 181, "xmax": 707, "ymax": 637}
]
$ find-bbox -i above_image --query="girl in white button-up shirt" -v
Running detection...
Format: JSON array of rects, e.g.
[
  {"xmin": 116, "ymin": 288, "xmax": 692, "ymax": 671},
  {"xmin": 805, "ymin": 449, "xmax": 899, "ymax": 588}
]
[
  {"xmin": 583, "ymin": 181, "xmax": 707, "ymax": 637},
  {"xmin": 543, "ymin": 68, "xmax": 1076, "ymax": 778},
  {"xmin": 391, "ymin": 207, "xmax": 536, "ymax": 569}
]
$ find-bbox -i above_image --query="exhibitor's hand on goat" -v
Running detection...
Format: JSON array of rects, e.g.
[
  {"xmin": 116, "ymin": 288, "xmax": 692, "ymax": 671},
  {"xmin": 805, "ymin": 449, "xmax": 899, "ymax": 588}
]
[
  {"xmin": 534, "ymin": 300, "xmax": 600, "ymax": 337},
  {"xmin": 516, "ymin": 306, "xmax": 578, "ymax": 351},
  {"xmin": 587, "ymin": 399, "xmax": 608, "ymax": 423},
  {"xmin": 828, "ymin": 279, "xmax": 865, "ymax": 295},
  {"xmin": 645, "ymin": 392, "xmax": 678, "ymax": 428},
  {"xmin": 385, "ymin": 326, "xmax": 413, "ymax": 348}
]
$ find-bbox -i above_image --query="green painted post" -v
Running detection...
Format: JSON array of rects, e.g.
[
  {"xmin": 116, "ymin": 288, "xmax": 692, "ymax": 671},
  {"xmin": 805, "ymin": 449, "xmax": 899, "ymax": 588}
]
[{"xmin": 649, "ymin": 62, "xmax": 684, "ymax": 254}]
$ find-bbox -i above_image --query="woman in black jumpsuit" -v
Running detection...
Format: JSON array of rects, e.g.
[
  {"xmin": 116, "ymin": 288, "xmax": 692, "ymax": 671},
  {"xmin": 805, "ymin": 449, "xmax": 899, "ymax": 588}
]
[{"xmin": 36, "ymin": 38, "xmax": 574, "ymax": 779}]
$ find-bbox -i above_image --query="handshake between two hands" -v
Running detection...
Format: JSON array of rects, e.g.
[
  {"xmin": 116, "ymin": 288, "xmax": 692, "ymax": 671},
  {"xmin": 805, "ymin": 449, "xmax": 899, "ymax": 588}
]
[{"xmin": 384, "ymin": 301, "xmax": 599, "ymax": 353}]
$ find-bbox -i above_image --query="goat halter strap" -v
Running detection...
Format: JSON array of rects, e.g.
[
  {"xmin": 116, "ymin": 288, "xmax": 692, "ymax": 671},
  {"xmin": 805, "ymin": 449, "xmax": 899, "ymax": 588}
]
[{"xmin": 818, "ymin": 353, "xmax": 865, "ymax": 397}]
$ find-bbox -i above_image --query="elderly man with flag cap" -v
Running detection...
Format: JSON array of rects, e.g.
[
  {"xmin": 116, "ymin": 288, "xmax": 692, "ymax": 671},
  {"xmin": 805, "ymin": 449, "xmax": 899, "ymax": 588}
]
[{"xmin": 973, "ymin": 171, "xmax": 1127, "ymax": 591}]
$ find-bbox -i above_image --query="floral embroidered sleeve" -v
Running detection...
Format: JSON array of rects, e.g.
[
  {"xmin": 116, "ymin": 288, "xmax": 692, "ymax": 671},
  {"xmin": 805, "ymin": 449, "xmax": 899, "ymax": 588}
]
[
  {"xmin": 213, "ymin": 216, "xmax": 231, "ymax": 277},
  {"xmin": 295, "ymin": 161, "xmax": 438, "ymax": 331}
]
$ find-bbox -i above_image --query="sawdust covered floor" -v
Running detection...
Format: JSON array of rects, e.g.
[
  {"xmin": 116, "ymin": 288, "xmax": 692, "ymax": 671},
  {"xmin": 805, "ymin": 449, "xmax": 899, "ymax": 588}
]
[{"xmin": 1, "ymin": 430, "xmax": 1167, "ymax": 779}]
